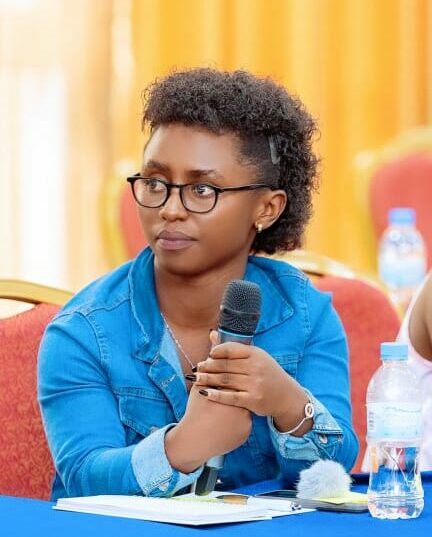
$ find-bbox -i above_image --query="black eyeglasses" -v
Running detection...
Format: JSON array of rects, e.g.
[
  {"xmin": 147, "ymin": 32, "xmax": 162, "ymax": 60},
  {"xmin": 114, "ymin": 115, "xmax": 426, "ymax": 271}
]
[{"xmin": 126, "ymin": 174, "xmax": 273, "ymax": 214}]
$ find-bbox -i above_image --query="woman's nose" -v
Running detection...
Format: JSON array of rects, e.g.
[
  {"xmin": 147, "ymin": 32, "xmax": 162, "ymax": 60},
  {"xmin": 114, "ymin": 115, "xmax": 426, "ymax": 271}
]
[{"xmin": 158, "ymin": 187, "xmax": 188, "ymax": 220}]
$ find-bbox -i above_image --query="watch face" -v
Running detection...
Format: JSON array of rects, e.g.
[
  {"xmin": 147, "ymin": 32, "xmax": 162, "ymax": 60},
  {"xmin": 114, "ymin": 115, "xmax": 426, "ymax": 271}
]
[{"xmin": 305, "ymin": 402, "xmax": 315, "ymax": 418}]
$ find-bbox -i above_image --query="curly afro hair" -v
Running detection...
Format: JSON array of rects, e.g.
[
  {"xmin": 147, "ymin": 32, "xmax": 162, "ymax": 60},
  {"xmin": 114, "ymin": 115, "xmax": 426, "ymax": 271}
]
[{"xmin": 142, "ymin": 68, "xmax": 319, "ymax": 254}]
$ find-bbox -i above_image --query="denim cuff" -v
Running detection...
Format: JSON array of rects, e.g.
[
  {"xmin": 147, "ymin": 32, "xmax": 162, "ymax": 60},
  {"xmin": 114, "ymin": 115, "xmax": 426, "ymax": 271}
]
[
  {"xmin": 131, "ymin": 424, "xmax": 203, "ymax": 496},
  {"xmin": 268, "ymin": 390, "xmax": 343, "ymax": 461}
]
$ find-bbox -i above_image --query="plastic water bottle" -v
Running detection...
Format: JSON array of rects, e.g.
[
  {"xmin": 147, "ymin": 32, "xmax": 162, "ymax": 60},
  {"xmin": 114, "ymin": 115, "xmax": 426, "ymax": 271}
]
[
  {"xmin": 378, "ymin": 208, "xmax": 426, "ymax": 310},
  {"xmin": 366, "ymin": 342, "xmax": 424, "ymax": 519}
]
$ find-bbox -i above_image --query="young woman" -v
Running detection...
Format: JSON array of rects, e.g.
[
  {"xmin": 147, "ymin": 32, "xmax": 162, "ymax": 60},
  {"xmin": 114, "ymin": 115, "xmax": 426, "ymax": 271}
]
[{"xmin": 38, "ymin": 68, "xmax": 358, "ymax": 500}]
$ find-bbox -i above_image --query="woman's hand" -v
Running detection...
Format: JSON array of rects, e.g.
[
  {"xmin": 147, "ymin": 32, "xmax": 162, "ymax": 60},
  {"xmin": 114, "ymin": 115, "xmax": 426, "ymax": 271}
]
[
  {"xmin": 193, "ymin": 331, "xmax": 312, "ymax": 435},
  {"xmin": 165, "ymin": 383, "xmax": 252, "ymax": 474}
]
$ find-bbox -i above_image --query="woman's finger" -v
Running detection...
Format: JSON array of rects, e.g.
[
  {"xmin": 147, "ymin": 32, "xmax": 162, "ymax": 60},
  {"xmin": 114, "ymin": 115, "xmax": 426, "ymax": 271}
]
[
  {"xmin": 193, "ymin": 371, "xmax": 248, "ymax": 391},
  {"xmin": 209, "ymin": 329, "xmax": 219, "ymax": 347},
  {"xmin": 209, "ymin": 341, "xmax": 252, "ymax": 360},
  {"xmin": 198, "ymin": 388, "xmax": 249, "ymax": 408},
  {"xmin": 196, "ymin": 357, "xmax": 249, "ymax": 375}
]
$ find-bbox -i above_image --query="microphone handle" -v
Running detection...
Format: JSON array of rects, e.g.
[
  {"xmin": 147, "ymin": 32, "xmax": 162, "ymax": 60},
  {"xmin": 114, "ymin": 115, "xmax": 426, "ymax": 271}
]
[{"xmin": 193, "ymin": 330, "xmax": 253, "ymax": 496}]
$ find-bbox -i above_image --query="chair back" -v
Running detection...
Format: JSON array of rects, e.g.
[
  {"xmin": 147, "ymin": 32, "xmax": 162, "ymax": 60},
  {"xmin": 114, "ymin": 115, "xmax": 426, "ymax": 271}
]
[
  {"xmin": 119, "ymin": 182, "xmax": 147, "ymax": 259},
  {"xmin": 102, "ymin": 165, "xmax": 147, "ymax": 267},
  {"xmin": 316, "ymin": 275, "xmax": 400, "ymax": 472},
  {"xmin": 272, "ymin": 252, "xmax": 401, "ymax": 472},
  {"xmin": 369, "ymin": 151, "xmax": 432, "ymax": 267},
  {"xmin": 0, "ymin": 280, "xmax": 72, "ymax": 499},
  {"xmin": 355, "ymin": 126, "xmax": 432, "ymax": 269}
]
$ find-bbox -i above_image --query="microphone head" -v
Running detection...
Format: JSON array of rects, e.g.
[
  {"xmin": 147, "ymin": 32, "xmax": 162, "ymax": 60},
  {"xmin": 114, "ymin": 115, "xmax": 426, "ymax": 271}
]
[
  {"xmin": 296, "ymin": 460, "xmax": 351, "ymax": 499},
  {"xmin": 219, "ymin": 279, "xmax": 261, "ymax": 336}
]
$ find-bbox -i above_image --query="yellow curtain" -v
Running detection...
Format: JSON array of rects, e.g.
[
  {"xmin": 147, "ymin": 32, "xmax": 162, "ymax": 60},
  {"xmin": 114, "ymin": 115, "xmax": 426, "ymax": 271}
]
[
  {"xmin": 1, "ymin": 1, "xmax": 431, "ymax": 291},
  {"xmin": 113, "ymin": 0, "xmax": 432, "ymax": 275},
  {"xmin": 0, "ymin": 0, "xmax": 112, "ymax": 291}
]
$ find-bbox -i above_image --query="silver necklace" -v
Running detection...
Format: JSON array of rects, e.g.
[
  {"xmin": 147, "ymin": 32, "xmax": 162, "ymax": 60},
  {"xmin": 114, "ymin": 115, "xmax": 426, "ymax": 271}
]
[{"xmin": 161, "ymin": 313, "xmax": 196, "ymax": 371}]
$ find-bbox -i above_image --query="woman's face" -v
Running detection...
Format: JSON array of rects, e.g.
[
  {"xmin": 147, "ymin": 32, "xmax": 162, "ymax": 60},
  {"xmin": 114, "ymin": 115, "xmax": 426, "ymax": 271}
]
[{"xmin": 138, "ymin": 123, "xmax": 270, "ymax": 277}]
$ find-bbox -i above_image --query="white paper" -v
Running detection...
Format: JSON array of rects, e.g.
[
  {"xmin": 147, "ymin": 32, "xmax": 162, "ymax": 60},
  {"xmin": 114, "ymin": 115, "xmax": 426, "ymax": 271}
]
[{"xmin": 54, "ymin": 492, "xmax": 312, "ymax": 526}]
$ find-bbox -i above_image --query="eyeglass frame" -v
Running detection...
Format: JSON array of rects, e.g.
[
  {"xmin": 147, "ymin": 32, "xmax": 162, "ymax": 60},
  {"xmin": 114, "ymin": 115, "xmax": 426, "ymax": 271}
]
[{"xmin": 126, "ymin": 173, "xmax": 275, "ymax": 214}]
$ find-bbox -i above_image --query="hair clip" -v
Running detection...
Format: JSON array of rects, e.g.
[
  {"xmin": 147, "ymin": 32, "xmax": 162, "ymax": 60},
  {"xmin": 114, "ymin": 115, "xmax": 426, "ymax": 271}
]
[{"xmin": 268, "ymin": 135, "xmax": 281, "ymax": 166}]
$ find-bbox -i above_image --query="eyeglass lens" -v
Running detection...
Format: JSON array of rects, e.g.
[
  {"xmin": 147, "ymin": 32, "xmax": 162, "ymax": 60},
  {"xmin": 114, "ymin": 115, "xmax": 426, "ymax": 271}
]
[{"xmin": 133, "ymin": 178, "xmax": 217, "ymax": 213}]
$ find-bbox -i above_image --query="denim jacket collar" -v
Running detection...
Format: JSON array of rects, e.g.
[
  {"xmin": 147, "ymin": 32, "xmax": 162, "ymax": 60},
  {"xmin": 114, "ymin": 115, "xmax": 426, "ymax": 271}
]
[{"xmin": 128, "ymin": 248, "xmax": 294, "ymax": 366}]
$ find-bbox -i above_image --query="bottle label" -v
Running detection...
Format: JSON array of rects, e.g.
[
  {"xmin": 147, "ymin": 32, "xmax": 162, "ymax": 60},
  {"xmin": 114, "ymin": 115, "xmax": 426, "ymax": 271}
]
[{"xmin": 367, "ymin": 402, "xmax": 422, "ymax": 440}]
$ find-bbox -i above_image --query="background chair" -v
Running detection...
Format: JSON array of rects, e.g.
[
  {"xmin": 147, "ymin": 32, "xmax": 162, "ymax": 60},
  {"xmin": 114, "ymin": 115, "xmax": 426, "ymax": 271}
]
[
  {"xmin": 355, "ymin": 126, "xmax": 432, "ymax": 269},
  {"xmin": 272, "ymin": 252, "xmax": 401, "ymax": 473},
  {"xmin": 0, "ymin": 280, "xmax": 72, "ymax": 499},
  {"xmin": 102, "ymin": 163, "xmax": 148, "ymax": 268}
]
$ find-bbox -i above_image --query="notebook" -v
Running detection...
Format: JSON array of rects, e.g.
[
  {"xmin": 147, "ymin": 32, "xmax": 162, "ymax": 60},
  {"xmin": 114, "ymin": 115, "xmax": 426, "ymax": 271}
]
[{"xmin": 54, "ymin": 492, "xmax": 311, "ymax": 526}]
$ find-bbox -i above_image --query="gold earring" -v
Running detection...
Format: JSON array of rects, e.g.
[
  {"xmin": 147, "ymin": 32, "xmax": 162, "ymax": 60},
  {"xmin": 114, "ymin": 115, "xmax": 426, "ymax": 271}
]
[{"xmin": 255, "ymin": 222, "xmax": 263, "ymax": 234}]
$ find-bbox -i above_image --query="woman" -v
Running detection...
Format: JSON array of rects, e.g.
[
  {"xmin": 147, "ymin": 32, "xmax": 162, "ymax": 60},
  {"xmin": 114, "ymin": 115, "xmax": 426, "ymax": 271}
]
[
  {"xmin": 38, "ymin": 68, "xmax": 358, "ymax": 500},
  {"xmin": 398, "ymin": 272, "xmax": 432, "ymax": 469}
]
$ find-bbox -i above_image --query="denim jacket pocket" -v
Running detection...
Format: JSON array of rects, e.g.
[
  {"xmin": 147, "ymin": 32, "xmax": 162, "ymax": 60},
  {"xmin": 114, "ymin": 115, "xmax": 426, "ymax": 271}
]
[{"xmin": 117, "ymin": 390, "xmax": 175, "ymax": 445}]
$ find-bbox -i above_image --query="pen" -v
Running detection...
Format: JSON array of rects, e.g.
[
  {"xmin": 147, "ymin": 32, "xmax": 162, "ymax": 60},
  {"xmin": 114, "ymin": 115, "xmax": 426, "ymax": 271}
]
[{"xmin": 216, "ymin": 494, "xmax": 302, "ymax": 511}]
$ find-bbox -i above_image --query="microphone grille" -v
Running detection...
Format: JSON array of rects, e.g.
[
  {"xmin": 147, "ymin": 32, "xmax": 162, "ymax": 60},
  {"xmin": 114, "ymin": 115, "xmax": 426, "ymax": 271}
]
[{"xmin": 219, "ymin": 280, "xmax": 261, "ymax": 336}]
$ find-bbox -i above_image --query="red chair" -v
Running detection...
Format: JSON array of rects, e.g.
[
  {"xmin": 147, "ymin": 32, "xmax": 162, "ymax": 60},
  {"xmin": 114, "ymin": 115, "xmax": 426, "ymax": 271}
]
[
  {"xmin": 355, "ymin": 126, "xmax": 432, "ymax": 269},
  {"xmin": 273, "ymin": 252, "xmax": 401, "ymax": 472},
  {"xmin": 102, "ymin": 164, "xmax": 147, "ymax": 267},
  {"xmin": 0, "ymin": 280, "xmax": 72, "ymax": 499}
]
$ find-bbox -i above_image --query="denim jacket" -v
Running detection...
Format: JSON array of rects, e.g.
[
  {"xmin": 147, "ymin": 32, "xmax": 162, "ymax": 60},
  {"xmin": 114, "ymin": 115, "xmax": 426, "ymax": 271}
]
[{"xmin": 38, "ymin": 248, "xmax": 358, "ymax": 500}]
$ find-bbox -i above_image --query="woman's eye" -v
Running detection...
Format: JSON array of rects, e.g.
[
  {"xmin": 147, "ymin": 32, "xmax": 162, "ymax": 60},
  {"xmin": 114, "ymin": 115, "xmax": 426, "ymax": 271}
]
[
  {"xmin": 192, "ymin": 184, "xmax": 214, "ymax": 197},
  {"xmin": 145, "ymin": 178, "xmax": 165, "ymax": 192}
]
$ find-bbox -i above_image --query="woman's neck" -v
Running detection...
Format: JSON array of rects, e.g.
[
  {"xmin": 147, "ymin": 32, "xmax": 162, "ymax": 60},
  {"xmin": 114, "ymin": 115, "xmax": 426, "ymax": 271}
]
[{"xmin": 155, "ymin": 257, "xmax": 249, "ymax": 329}]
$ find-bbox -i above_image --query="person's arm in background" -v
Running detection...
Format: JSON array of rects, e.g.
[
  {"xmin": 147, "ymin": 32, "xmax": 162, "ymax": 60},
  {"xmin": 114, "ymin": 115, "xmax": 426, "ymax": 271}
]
[{"xmin": 409, "ymin": 272, "xmax": 432, "ymax": 361}]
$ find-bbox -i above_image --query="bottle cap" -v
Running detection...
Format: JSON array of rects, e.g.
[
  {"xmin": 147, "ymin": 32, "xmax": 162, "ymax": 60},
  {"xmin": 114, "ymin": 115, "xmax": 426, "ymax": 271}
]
[
  {"xmin": 388, "ymin": 207, "xmax": 416, "ymax": 226},
  {"xmin": 380, "ymin": 342, "xmax": 408, "ymax": 361}
]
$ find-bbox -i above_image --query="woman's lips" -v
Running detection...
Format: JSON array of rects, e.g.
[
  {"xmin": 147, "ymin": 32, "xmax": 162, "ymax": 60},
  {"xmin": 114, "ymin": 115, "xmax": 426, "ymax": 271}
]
[{"xmin": 157, "ymin": 231, "xmax": 196, "ymax": 251}]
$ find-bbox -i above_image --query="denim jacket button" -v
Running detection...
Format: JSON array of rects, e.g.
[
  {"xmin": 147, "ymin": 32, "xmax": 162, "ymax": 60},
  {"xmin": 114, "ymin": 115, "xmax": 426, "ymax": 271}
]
[{"xmin": 318, "ymin": 433, "xmax": 328, "ymax": 444}]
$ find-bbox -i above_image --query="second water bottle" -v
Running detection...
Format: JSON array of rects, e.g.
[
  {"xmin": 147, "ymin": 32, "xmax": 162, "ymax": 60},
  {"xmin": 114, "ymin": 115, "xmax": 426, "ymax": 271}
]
[
  {"xmin": 378, "ymin": 208, "xmax": 426, "ymax": 310},
  {"xmin": 366, "ymin": 342, "xmax": 423, "ymax": 519}
]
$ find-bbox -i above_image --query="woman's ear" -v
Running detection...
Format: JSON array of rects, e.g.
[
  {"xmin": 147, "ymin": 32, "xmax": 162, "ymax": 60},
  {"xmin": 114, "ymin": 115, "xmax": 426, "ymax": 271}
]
[{"xmin": 253, "ymin": 190, "xmax": 287, "ymax": 232}]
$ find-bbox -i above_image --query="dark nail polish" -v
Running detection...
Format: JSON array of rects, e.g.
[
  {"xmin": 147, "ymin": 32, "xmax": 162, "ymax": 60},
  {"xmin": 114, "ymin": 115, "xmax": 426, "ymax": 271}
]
[
  {"xmin": 185, "ymin": 374, "xmax": 196, "ymax": 381},
  {"xmin": 208, "ymin": 328, "xmax": 215, "ymax": 333},
  {"xmin": 191, "ymin": 366, "xmax": 197, "ymax": 373},
  {"xmin": 199, "ymin": 389, "xmax": 209, "ymax": 397}
]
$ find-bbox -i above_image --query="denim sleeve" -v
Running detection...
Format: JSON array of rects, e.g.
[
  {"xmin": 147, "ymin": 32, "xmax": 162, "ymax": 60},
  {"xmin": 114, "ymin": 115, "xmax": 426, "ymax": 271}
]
[
  {"xmin": 268, "ymin": 281, "xmax": 359, "ymax": 477},
  {"xmin": 131, "ymin": 425, "xmax": 203, "ymax": 496},
  {"xmin": 38, "ymin": 312, "xmax": 201, "ymax": 498}
]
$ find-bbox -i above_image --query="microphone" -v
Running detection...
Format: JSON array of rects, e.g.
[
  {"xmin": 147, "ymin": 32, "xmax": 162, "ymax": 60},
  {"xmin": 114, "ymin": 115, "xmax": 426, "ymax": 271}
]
[
  {"xmin": 296, "ymin": 460, "xmax": 351, "ymax": 499},
  {"xmin": 194, "ymin": 279, "xmax": 262, "ymax": 496}
]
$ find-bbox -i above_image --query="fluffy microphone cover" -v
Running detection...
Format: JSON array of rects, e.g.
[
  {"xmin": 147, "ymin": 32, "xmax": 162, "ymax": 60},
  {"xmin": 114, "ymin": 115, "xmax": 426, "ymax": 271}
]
[{"xmin": 296, "ymin": 460, "xmax": 351, "ymax": 499}]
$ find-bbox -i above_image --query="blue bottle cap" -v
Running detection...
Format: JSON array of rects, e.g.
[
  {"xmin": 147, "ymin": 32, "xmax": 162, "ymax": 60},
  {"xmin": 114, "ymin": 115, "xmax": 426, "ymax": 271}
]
[
  {"xmin": 388, "ymin": 207, "xmax": 416, "ymax": 225},
  {"xmin": 380, "ymin": 342, "xmax": 408, "ymax": 361}
]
